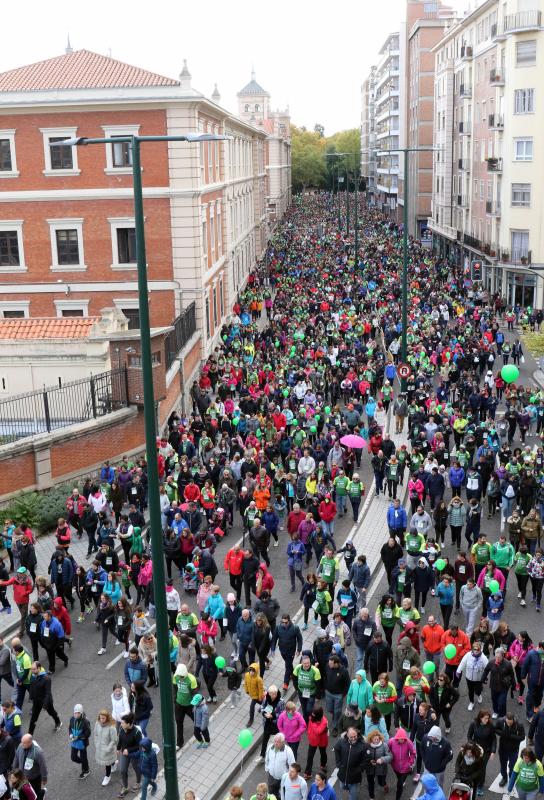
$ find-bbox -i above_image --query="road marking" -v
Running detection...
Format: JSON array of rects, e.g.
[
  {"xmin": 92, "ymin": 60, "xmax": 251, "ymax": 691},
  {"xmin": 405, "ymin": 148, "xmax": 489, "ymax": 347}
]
[{"xmin": 106, "ymin": 625, "xmax": 155, "ymax": 670}]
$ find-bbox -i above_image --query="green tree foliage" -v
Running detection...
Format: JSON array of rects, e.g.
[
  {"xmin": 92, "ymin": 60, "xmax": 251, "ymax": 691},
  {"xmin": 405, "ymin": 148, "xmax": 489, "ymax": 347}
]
[{"xmin": 291, "ymin": 125, "xmax": 361, "ymax": 193}]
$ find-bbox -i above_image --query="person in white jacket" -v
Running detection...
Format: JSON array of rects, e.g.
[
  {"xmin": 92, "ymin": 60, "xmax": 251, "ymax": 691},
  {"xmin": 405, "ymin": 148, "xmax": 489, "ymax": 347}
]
[
  {"xmin": 455, "ymin": 642, "xmax": 489, "ymax": 711},
  {"xmin": 265, "ymin": 733, "xmax": 295, "ymax": 797},
  {"xmin": 110, "ymin": 682, "xmax": 130, "ymax": 727},
  {"xmin": 459, "ymin": 578, "xmax": 483, "ymax": 635}
]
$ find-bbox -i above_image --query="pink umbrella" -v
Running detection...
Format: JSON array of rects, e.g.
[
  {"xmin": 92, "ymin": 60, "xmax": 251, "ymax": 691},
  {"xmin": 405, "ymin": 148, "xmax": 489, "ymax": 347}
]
[{"xmin": 340, "ymin": 434, "xmax": 367, "ymax": 449}]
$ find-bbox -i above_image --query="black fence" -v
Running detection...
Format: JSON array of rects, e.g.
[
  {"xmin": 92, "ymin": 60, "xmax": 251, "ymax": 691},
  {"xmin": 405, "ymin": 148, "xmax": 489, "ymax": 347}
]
[
  {"xmin": 0, "ymin": 368, "xmax": 129, "ymax": 444},
  {"xmin": 164, "ymin": 302, "xmax": 197, "ymax": 370}
]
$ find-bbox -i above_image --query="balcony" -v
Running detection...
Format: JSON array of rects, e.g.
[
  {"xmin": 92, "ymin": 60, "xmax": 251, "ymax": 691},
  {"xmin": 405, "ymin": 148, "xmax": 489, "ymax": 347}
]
[
  {"xmin": 488, "ymin": 114, "xmax": 504, "ymax": 130},
  {"xmin": 459, "ymin": 83, "xmax": 472, "ymax": 98},
  {"xmin": 464, "ymin": 233, "xmax": 482, "ymax": 250},
  {"xmin": 491, "ymin": 22, "xmax": 507, "ymax": 40},
  {"xmin": 500, "ymin": 250, "xmax": 532, "ymax": 265},
  {"xmin": 504, "ymin": 10, "xmax": 541, "ymax": 32},
  {"xmin": 457, "ymin": 195, "xmax": 469, "ymax": 208},
  {"xmin": 458, "ymin": 158, "xmax": 470, "ymax": 171},
  {"xmin": 487, "ymin": 157, "xmax": 503, "ymax": 172},
  {"xmin": 460, "ymin": 45, "xmax": 473, "ymax": 60},
  {"xmin": 490, "ymin": 68, "xmax": 505, "ymax": 86},
  {"xmin": 482, "ymin": 243, "xmax": 498, "ymax": 257},
  {"xmin": 458, "ymin": 120, "xmax": 472, "ymax": 134},
  {"xmin": 485, "ymin": 200, "xmax": 502, "ymax": 216}
]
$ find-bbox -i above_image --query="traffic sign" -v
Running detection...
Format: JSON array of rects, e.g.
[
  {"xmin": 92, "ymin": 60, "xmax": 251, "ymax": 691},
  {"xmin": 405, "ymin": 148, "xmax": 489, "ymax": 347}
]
[{"xmin": 398, "ymin": 363, "xmax": 412, "ymax": 379}]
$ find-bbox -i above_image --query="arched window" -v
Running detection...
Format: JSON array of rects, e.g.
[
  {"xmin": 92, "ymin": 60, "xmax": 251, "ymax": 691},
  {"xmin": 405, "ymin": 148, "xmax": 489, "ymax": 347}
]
[
  {"xmin": 255, "ymin": 104, "xmax": 260, "ymax": 112},
  {"xmin": 245, "ymin": 104, "xmax": 250, "ymax": 112}
]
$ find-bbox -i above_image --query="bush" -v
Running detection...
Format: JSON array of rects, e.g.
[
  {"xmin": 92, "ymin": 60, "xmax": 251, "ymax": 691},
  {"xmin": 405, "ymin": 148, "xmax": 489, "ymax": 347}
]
[
  {"xmin": 522, "ymin": 332, "xmax": 544, "ymax": 358},
  {"xmin": 0, "ymin": 482, "xmax": 74, "ymax": 535},
  {"xmin": 0, "ymin": 492, "xmax": 41, "ymax": 530}
]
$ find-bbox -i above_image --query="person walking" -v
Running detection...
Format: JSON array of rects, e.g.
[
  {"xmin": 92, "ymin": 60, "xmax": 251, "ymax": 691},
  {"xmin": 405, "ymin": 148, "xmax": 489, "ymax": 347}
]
[
  {"xmin": 116, "ymin": 712, "xmax": 143, "ymax": 797},
  {"xmin": 138, "ymin": 737, "xmax": 159, "ymax": 800},
  {"xmin": 507, "ymin": 748, "xmax": 544, "ymax": 800},
  {"xmin": 68, "ymin": 704, "xmax": 91, "ymax": 780},
  {"xmin": 271, "ymin": 614, "xmax": 302, "ymax": 691},
  {"xmin": 303, "ymin": 706, "xmax": 329, "ymax": 780},
  {"xmin": 264, "ymin": 733, "xmax": 295, "ymax": 797},
  {"xmin": 94, "ymin": 709, "xmax": 118, "ymax": 786},
  {"xmin": 388, "ymin": 727, "xmax": 416, "ymax": 800},
  {"xmin": 12, "ymin": 734, "xmax": 48, "ymax": 800},
  {"xmin": 27, "ymin": 661, "xmax": 61, "ymax": 735},
  {"xmin": 495, "ymin": 712, "xmax": 525, "ymax": 788},
  {"xmin": 334, "ymin": 726, "xmax": 371, "ymax": 800}
]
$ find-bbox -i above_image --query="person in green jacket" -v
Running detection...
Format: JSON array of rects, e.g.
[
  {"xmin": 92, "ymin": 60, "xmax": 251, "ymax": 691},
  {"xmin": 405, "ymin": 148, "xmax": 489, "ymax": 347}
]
[
  {"xmin": 333, "ymin": 470, "xmax": 350, "ymax": 517},
  {"xmin": 490, "ymin": 534, "xmax": 515, "ymax": 588},
  {"xmin": 250, "ymin": 783, "xmax": 276, "ymax": 800},
  {"xmin": 507, "ymin": 748, "xmax": 544, "ymax": 799},
  {"xmin": 513, "ymin": 544, "xmax": 531, "ymax": 606},
  {"xmin": 346, "ymin": 669, "xmax": 374, "ymax": 712},
  {"xmin": 372, "ymin": 673, "xmax": 397, "ymax": 729}
]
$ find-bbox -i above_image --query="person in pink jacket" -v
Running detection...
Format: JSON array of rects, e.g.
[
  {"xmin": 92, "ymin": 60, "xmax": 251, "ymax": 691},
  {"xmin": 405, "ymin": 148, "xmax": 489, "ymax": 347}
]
[
  {"xmin": 136, "ymin": 554, "xmax": 153, "ymax": 608},
  {"xmin": 388, "ymin": 727, "xmax": 416, "ymax": 800},
  {"xmin": 475, "ymin": 561, "xmax": 506, "ymax": 594},
  {"xmin": 277, "ymin": 700, "xmax": 307, "ymax": 759},
  {"xmin": 507, "ymin": 630, "xmax": 534, "ymax": 705}
]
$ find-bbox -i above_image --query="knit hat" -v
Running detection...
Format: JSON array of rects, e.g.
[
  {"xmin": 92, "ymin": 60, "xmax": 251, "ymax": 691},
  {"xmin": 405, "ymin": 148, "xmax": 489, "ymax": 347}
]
[
  {"xmin": 316, "ymin": 628, "xmax": 327, "ymax": 638},
  {"xmin": 428, "ymin": 726, "xmax": 442, "ymax": 741},
  {"xmin": 74, "ymin": 704, "xmax": 84, "ymax": 714},
  {"xmin": 175, "ymin": 664, "xmax": 188, "ymax": 677}
]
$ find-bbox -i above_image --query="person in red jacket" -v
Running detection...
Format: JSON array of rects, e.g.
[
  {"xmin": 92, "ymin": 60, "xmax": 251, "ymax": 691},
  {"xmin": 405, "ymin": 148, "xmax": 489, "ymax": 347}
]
[
  {"xmin": 0, "ymin": 567, "xmax": 33, "ymax": 636},
  {"xmin": 55, "ymin": 518, "xmax": 71, "ymax": 552},
  {"xmin": 52, "ymin": 596, "xmax": 72, "ymax": 645},
  {"xmin": 304, "ymin": 705, "xmax": 329, "ymax": 779},
  {"xmin": 441, "ymin": 623, "xmax": 470, "ymax": 681},
  {"xmin": 184, "ymin": 479, "xmax": 201, "ymax": 505},
  {"xmin": 287, "ymin": 504, "xmax": 306, "ymax": 537},
  {"xmin": 318, "ymin": 495, "xmax": 337, "ymax": 539},
  {"xmin": 224, "ymin": 544, "xmax": 244, "ymax": 600}
]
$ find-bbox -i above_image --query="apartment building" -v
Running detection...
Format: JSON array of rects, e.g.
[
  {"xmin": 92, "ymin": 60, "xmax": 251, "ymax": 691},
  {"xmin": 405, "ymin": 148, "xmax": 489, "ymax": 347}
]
[
  {"xmin": 429, "ymin": 0, "xmax": 544, "ymax": 308},
  {"xmin": 403, "ymin": 0, "xmax": 454, "ymax": 238},
  {"xmin": 373, "ymin": 33, "xmax": 403, "ymax": 217},
  {"xmin": 361, "ymin": 67, "xmax": 377, "ymax": 202}
]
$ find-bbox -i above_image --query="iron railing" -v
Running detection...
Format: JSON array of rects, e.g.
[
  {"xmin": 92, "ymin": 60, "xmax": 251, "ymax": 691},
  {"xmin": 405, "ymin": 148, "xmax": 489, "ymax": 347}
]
[
  {"xmin": 0, "ymin": 368, "xmax": 129, "ymax": 444},
  {"xmin": 164, "ymin": 302, "xmax": 197, "ymax": 370}
]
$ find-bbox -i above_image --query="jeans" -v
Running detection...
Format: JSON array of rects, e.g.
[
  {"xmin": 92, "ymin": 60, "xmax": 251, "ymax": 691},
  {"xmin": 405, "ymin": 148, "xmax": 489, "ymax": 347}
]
[
  {"xmin": 526, "ymin": 685, "xmax": 544, "ymax": 719},
  {"xmin": 138, "ymin": 716, "xmax": 150, "ymax": 736},
  {"xmin": 141, "ymin": 775, "xmax": 158, "ymax": 800},
  {"xmin": 342, "ymin": 782, "xmax": 361, "ymax": 800},
  {"xmin": 336, "ymin": 495, "xmax": 347, "ymax": 515},
  {"xmin": 320, "ymin": 520, "xmax": 334, "ymax": 538},
  {"xmin": 280, "ymin": 651, "xmax": 295, "ymax": 685},
  {"xmin": 501, "ymin": 496, "xmax": 515, "ymax": 520},
  {"xmin": 299, "ymin": 694, "xmax": 316, "ymax": 722},
  {"xmin": 355, "ymin": 644, "xmax": 366, "ymax": 672},
  {"xmin": 499, "ymin": 749, "xmax": 517, "ymax": 780},
  {"xmin": 119, "ymin": 752, "xmax": 142, "ymax": 788},
  {"xmin": 350, "ymin": 498, "xmax": 361, "ymax": 521},
  {"xmin": 325, "ymin": 690, "xmax": 344, "ymax": 729},
  {"xmin": 517, "ymin": 790, "xmax": 538, "ymax": 800},
  {"xmin": 492, "ymin": 689, "xmax": 508, "ymax": 717}
]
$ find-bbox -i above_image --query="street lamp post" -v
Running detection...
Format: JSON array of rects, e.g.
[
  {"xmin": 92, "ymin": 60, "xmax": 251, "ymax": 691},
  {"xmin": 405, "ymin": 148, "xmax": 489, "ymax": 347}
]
[
  {"xmin": 346, "ymin": 170, "xmax": 350, "ymax": 236},
  {"xmin": 354, "ymin": 173, "xmax": 359, "ymax": 266},
  {"xmin": 55, "ymin": 131, "xmax": 229, "ymax": 800}
]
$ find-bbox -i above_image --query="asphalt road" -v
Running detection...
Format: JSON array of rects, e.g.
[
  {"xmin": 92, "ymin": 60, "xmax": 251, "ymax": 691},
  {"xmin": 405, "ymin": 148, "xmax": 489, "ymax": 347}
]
[{"xmin": 4, "ymin": 325, "xmax": 540, "ymax": 800}]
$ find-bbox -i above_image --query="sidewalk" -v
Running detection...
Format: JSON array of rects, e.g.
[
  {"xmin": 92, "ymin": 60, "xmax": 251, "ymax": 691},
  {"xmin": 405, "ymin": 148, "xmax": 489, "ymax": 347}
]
[
  {"xmin": 0, "ymin": 529, "xmax": 105, "ymax": 637},
  {"xmin": 158, "ymin": 424, "xmax": 410, "ymax": 800}
]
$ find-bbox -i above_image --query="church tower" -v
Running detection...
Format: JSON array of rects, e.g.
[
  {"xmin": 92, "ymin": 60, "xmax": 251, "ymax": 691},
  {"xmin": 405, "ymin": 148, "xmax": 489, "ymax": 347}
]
[{"xmin": 237, "ymin": 69, "xmax": 270, "ymax": 125}]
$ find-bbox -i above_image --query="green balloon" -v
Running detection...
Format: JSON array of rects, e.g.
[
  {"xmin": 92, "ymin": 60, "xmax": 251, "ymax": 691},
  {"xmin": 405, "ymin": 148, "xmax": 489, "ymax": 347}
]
[
  {"xmin": 444, "ymin": 643, "xmax": 457, "ymax": 660},
  {"xmin": 283, "ymin": 389, "xmax": 289, "ymax": 397},
  {"xmin": 435, "ymin": 559, "xmax": 446, "ymax": 571},
  {"xmin": 422, "ymin": 660, "xmax": 436, "ymax": 675},
  {"xmin": 256, "ymin": 429, "xmax": 262, "ymax": 438},
  {"xmin": 489, "ymin": 579, "xmax": 500, "ymax": 594},
  {"xmin": 315, "ymin": 414, "xmax": 320, "ymax": 422},
  {"xmin": 325, "ymin": 406, "xmax": 331, "ymax": 415},
  {"xmin": 300, "ymin": 408, "xmax": 306, "ymax": 416},
  {"xmin": 238, "ymin": 728, "xmax": 253, "ymax": 749},
  {"xmin": 292, "ymin": 419, "xmax": 299, "ymax": 427},
  {"xmin": 232, "ymin": 416, "xmax": 239, "ymax": 426},
  {"xmin": 215, "ymin": 656, "xmax": 226, "ymax": 669},
  {"xmin": 501, "ymin": 364, "xmax": 519, "ymax": 384},
  {"xmin": 310, "ymin": 425, "xmax": 317, "ymax": 433}
]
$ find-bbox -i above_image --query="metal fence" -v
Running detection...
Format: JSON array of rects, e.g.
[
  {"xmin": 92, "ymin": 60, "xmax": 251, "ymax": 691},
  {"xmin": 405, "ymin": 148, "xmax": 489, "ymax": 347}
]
[
  {"xmin": 0, "ymin": 368, "xmax": 129, "ymax": 444},
  {"xmin": 164, "ymin": 302, "xmax": 197, "ymax": 370}
]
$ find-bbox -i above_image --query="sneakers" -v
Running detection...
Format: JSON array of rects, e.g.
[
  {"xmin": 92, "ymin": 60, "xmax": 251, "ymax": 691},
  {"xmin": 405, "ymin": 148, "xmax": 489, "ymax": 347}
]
[
  {"xmin": 102, "ymin": 776, "xmax": 111, "ymax": 786},
  {"xmin": 468, "ymin": 702, "xmax": 474, "ymax": 711},
  {"xmin": 86, "ymin": 606, "xmax": 94, "ymax": 615},
  {"xmin": 282, "ymin": 682, "xmax": 289, "ymax": 690},
  {"xmin": 413, "ymin": 774, "xmax": 420, "ymax": 783},
  {"xmin": 492, "ymin": 712, "xmax": 498, "ymax": 719},
  {"xmin": 273, "ymin": 541, "xmax": 279, "ymax": 547},
  {"xmin": 97, "ymin": 648, "xmax": 106, "ymax": 655},
  {"xmin": 517, "ymin": 591, "xmax": 522, "ymax": 598},
  {"xmin": 537, "ymin": 605, "xmax": 541, "ymax": 613},
  {"xmin": 499, "ymin": 778, "xmax": 507, "ymax": 788},
  {"xmin": 301, "ymin": 623, "xmax": 308, "ymax": 630},
  {"xmin": 54, "ymin": 721, "xmax": 63, "ymax": 732},
  {"xmin": 115, "ymin": 640, "xmax": 122, "ymax": 646},
  {"xmin": 118, "ymin": 789, "xmax": 129, "ymax": 798},
  {"xmin": 521, "ymin": 599, "xmax": 527, "ymax": 607},
  {"xmin": 477, "ymin": 695, "xmax": 483, "ymax": 704},
  {"xmin": 420, "ymin": 607, "xmax": 425, "ymax": 614},
  {"xmin": 123, "ymin": 651, "xmax": 129, "ymax": 658},
  {"xmin": 77, "ymin": 614, "xmax": 84, "ymax": 623},
  {"xmin": 255, "ymin": 755, "xmax": 264, "ymax": 764},
  {"xmin": 79, "ymin": 771, "xmax": 90, "ymax": 780}
]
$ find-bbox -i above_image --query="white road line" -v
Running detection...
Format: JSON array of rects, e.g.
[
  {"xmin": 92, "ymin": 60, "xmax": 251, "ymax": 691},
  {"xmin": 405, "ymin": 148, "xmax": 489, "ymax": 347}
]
[{"xmin": 106, "ymin": 624, "xmax": 155, "ymax": 670}]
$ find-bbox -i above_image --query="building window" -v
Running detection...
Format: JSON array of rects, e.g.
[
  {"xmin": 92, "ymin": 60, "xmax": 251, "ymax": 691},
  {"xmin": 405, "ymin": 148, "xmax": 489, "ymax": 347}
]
[
  {"xmin": 0, "ymin": 221, "xmax": 25, "ymax": 272},
  {"xmin": 202, "ymin": 218, "xmax": 208, "ymax": 258},
  {"xmin": 516, "ymin": 40, "xmax": 536, "ymax": 66},
  {"xmin": 48, "ymin": 219, "xmax": 85, "ymax": 271},
  {"xmin": 511, "ymin": 230, "xmax": 530, "ymax": 261},
  {"xmin": 0, "ymin": 131, "xmax": 18, "ymax": 176},
  {"xmin": 514, "ymin": 88, "xmax": 534, "ymax": 114},
  {"xmin": 56, "ymin": 230, "xmax": 79, "ymax": 265},
  {"xmin": 0, "ymin": 231, "xmax": 19, "ymax": 266},
  {"xmin": 213, "ymin": 285, "xmax": 218, "ymax": 327},
  {"xmin": 205, "ymin": 296, "xmax": 211, "ymax": 337},
  {"xmin": 54, "ymin": 299, "xmax": 90, "ymax": 317},
  {"xmin": 511, "ymin": 183, "xmax": 531, "ymax": 207},
  {"xmin": 62, "ymin": 309, "xmax": 84, "ymax": 317},
  {"xmin": 0, "ymin": 302, "xmax": 29, "ymax": 318},
  {"xmin": 40, "ymin": 128, "xmax": 79, "ymax": 175},
  {"xmin": 121, "ymin": 308, "xmax": 140, "ymax": 329},
  {"xmin": 219, "ymin": 276, "xmax": 224, "ymax": 317},
  {"xmin": 514, "ymin": 138, "xmax": 533, "ymax": 161},
  {"xmin": 102, "ymin": 125, "xmax": 139, "ymax": 173},
  {"xmin": 117, "ymin": 228, "xmax": 136, "ymax": 264}
]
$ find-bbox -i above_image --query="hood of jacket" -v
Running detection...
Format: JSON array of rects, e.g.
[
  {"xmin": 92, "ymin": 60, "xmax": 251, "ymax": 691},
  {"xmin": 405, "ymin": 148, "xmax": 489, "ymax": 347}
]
[
  {"xmin": 421, "ymin": 774, "xmax": 440, "ymax": 794},
  {"xmin": 140, "ymin": 737, "xmax": 153, "ymax": 752},
  {"xmin": 249, "ymin": 662, "xmax": 260, "ymax": 676}
]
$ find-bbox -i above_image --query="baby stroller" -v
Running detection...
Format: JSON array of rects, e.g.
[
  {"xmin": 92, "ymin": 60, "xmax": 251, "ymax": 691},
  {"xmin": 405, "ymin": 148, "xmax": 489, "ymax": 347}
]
[
  {"xmin": 182, "ymin": 562, "xmax": 200, "ymax": 594},
  {"xmin": 447, "ymin": 780, "xmax": 472, "ymax": 800}
]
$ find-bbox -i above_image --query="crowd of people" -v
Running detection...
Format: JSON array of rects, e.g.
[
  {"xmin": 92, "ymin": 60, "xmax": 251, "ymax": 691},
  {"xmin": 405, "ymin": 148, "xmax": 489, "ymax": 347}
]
[{"xmin": 0, "ymin": 193, "xmax": 542, "ymax": 800}]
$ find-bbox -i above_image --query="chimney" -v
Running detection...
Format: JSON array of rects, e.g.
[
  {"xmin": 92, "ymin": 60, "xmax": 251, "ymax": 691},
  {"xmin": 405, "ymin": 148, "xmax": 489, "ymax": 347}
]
[
  {"xmin": 179, "ymin": 59, "xmax": 192, "ymax": 91},
  {"xmin": 212, "ymin": 83, "xmax": 221, "ymax": 104}
]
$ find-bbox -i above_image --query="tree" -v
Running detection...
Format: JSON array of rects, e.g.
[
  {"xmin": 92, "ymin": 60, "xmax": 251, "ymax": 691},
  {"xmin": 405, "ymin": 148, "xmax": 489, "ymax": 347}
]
[
  {"xmin": 314, "ymin": 123, "xmax": 325, "ymax": 138},
  {"xmin": 291, "ymin": 125, "xmax": 361, "ymax": 193}
]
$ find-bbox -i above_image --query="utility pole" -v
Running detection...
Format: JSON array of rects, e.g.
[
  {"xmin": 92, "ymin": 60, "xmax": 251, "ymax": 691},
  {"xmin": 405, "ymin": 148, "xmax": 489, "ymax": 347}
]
[
  {"xmin": 354, "ymin": 171, "xmax": 359, "ymax": 266},
  {"xmin": 346, "ymin": 170, "xmax": 350, "ymax": 236}
]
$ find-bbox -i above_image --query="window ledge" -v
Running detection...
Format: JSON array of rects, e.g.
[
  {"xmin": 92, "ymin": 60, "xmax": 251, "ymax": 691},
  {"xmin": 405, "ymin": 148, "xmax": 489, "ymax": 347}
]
[
  {"xmin": 0, "ymin": 171, "xmax": 20, "ymax": 179},
  {"xmin": 42, "ymin": 169, "xmax": 81, "ymax": 177},
  {"xmin": 0, "ymin": 265, "xmax": 27, "ymax": 273},
  {"xmin": 50, "ymin": 264, "xmax": 87, "ymax": 272},
  {"xmin": 111, "ymin": 264, "xmax": 138, "ymax": 271},
  {"xmin": 104, "ymin": 167, "xmax": 133, "ymax": 175}
]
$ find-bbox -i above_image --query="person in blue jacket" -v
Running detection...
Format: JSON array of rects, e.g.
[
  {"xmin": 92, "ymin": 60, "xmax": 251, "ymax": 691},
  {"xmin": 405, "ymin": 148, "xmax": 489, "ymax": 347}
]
[
  {"xmin": 308, "ymin": 769, "xmax": 337, "ymax": 800},
  {"xmin": 418, "ymin": 773, "xmax": 446, "ymax": 800},
  {"xmin": 124, "ymin": 647, "xmax": 148, "ymax": 687},
  {"xmin": 138, "ymin": 737, "xmax": 158, "ymax": 799},
  {"xmin": 486, "ymin": 590, "xmax": 504, "ymax": 633},
  {"xmin": 48, "ymin": 551, "xmax": 74, "ymax": 609},
  {"xmin": 204, "ymin": 585, "xmax": 226, "ymax": 639},
  {"xmin": 521, "ymin": 640, "xmax": 544, "ymax": 720},
  {"xmin": 39, "ymin": 609, "xmax": 69, "ymax": 672},
  {"xmin": 86, "ymin": 562, "xmax": 108, "ymax": 608},
  {"xmin": 387, "ymin": 499, "xmax": 407, "ymax": 545}
]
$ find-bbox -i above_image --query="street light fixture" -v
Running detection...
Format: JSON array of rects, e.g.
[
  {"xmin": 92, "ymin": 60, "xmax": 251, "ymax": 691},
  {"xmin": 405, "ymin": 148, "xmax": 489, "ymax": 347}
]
[{"xmin": 53, "ymin": 131, "xmax": 230, "ymax": 800}]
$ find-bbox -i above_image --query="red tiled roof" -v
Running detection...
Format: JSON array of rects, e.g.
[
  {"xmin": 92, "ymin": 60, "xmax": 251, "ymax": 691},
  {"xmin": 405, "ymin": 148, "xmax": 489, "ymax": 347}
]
[
  {"xmin": 0, "ymin": 49, "xmax": 179, "ymax": 92},
  {"xmin": 0, "ymin": 317, "xmax": 98, "ymax": 340}
]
